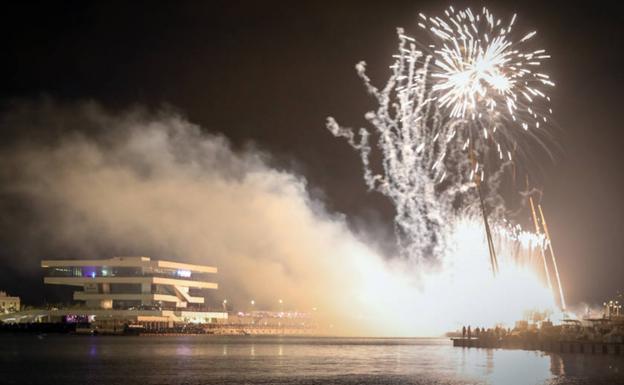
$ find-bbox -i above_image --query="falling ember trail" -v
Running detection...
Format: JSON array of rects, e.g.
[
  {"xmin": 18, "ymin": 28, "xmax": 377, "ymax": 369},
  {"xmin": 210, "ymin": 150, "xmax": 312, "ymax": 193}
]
[
  {"xmin": 527, "ymin": 183, "xmax": 554, "ymax": 293},
  {"xmin": 477, "ymin": 178, "xmax": 499, "ymax": 276},
  {"xmin": 539, "ymin": 204, "xmax": 567, "ymax": 311},
  {"xmin": 470, "ymin": 147, "xmax": 498, "ymax": 276}
]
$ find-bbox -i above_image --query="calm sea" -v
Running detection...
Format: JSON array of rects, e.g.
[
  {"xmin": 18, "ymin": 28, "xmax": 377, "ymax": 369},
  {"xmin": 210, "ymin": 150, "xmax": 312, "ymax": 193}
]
[{"xmin": 1, "ymin": 335, "xmax": 623, "ymax": 385}]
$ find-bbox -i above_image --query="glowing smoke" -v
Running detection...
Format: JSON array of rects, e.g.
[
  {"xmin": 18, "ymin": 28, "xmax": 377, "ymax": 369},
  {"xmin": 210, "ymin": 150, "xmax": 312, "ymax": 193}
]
[
  {"xmin": 0, "ymin": 8, "xmax": 563, "ymax": 334},
  {"xmin": 0, "ymin": 101, "xmax": 558, "ymax": 336}
]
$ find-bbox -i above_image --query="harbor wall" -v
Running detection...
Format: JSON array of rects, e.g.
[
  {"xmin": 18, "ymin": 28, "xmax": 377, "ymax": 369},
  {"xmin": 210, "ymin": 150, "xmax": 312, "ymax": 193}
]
[{"xmin": 452, "ymin": 337, "xmax": 623, "ymax": 355}]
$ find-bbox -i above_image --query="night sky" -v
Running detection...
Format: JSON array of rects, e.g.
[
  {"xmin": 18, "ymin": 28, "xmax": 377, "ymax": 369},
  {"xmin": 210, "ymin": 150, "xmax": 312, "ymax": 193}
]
[{"xmin": 1, "ymin": 1, "xmax": 623, "ymax": 307}]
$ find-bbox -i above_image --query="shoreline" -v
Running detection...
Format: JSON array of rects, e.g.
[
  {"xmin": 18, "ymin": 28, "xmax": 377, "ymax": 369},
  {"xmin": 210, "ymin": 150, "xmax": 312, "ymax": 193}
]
[{"xmin": 452, "ymin": 337, "xmax": 624, "ymax": 355}]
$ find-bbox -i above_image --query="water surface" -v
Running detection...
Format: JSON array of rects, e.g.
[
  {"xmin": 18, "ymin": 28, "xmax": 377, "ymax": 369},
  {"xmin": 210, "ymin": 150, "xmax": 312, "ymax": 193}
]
[{"xmin": 1, "ymin": 335, "xmax": 623, "ymax": 384}]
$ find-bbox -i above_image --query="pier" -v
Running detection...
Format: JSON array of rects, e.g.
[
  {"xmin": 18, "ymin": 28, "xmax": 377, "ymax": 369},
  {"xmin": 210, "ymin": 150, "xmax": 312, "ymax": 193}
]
[{"xmin": 452, "ymin": 337, "xmax": 623, "ymax": 355}]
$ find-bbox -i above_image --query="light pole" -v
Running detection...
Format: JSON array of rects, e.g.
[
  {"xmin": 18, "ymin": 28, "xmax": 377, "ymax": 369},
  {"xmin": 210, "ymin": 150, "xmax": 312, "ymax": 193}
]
[{"xmin": 610, "ymin": 300, "xmax": 614, "ymax": 318}]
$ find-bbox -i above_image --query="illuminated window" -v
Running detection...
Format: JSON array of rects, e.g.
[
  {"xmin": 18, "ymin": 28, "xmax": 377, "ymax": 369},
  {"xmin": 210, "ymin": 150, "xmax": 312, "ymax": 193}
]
[{"xmin": 176, "ymin": 269, "xmax": 192, "ymax": 278}]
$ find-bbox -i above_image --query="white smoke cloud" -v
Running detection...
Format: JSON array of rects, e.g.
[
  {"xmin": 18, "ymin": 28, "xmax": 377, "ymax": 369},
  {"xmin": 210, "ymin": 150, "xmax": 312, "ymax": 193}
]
[
  {"xmin": 0, "ymin": 102, "xmax": 425, "ymax": 335},
  {"xmin": 0, "ymin": 102, "xmax": 558, "ymax": 336}
]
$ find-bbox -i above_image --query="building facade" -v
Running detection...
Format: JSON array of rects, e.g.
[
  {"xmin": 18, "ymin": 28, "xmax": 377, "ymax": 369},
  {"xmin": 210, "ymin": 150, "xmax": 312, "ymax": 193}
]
[
  {"xmin": 0, "ymin": 291, "xmax": 20, "ymax": 313},
  {"xmin": 41, "ymin": 256, "xmax": 218, "ymax": 310}
]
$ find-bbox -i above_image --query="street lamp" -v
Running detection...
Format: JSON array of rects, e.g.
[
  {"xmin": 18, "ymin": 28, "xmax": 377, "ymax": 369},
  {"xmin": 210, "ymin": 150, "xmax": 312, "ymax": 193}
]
[{"xmin": 249, "ymin": 300, "xmax": 256, "ymax": 324}]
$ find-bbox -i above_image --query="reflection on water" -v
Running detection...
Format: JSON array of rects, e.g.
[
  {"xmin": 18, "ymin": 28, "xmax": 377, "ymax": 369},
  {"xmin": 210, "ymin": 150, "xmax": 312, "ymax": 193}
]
[
  {"xmin": 0, "ymin": 335, "xmax": 623, "ymax": 385},
  {"xmin": 551, "ymin": 352, "xmax": 624, "ymax": 378}
]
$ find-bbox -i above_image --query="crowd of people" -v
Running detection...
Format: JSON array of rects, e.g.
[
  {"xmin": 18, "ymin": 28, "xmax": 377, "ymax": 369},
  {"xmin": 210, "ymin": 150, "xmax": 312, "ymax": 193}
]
[{"xmin": 461, "ymin": 325, "xmax": 511, "ymax": 340}]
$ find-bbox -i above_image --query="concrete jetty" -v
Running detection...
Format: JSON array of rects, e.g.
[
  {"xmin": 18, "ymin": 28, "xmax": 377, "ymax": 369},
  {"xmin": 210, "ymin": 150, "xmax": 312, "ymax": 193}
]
[{"xmin": 452, "ymin": 337, "xmax": 623, "ymax": 355}]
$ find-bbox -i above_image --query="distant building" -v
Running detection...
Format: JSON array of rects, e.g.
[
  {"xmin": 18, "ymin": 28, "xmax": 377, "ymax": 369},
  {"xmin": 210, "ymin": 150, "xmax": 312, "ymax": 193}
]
[
  {"xmin": 0, "ymin": 291, "xmax": 20, "ymax": 313},
  {"xmin": 41, "ymin": 256, "xmax": 218, "ymax": 310},
  {"xmin": 0, "ymin": 257, "xmax": 229, "ymax": 329}
]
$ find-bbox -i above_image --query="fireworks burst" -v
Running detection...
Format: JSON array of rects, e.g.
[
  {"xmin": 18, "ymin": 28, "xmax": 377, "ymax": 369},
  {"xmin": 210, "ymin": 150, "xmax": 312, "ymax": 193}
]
[
  {"xmin": 327, "ymin": 6, "xmax": 556, "ymax": 263},
  {"xmin": 420, "ymin": 6, "xmax": 555, "ymax": 162},
  {"xmin": 325, "ymin": 6, "xmax": 565, "ymax": 327}
]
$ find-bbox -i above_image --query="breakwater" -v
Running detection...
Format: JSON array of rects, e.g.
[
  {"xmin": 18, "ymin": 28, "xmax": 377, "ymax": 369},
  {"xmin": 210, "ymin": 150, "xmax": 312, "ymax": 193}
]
[{"xmin": 453, "ymin": 337, "xmax": 623, "ymax": 355}]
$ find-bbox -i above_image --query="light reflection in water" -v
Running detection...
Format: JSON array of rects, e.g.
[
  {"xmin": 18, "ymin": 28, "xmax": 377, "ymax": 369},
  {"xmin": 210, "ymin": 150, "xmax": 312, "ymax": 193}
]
[
  {"xmin": 451, "ymin": 346, "xmax": 552, "ymax": 384},
  {"xmin": 3, "ymin": 336, "xmax": 623, "ymax": 385},
  {"xmin": 550, "ymin": 353, "xmax": 565, "ymax": 376},
  {"xmin": 176, "ymin": 346, "xmax": 192, "ymax": 356},
  {"xmin": 485, "ymin": 349, "xmax": 494, "ymax": 376},
  {"xmin": 470, "ymin": 349, "xmax": 552, "ymax": 385}
]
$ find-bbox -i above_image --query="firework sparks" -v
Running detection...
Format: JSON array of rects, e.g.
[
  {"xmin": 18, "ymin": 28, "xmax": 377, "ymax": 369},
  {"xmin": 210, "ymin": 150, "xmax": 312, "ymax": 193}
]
[
  {"xmin": 326, "ymin": 7, "xmax": 564, "ymax": 323},
  {"xmin": 419, "ymin": 7, "xmax": 555, "ymax": 158},
  {"xmin": 327, "ymin": 7, "xmax": 556, "ymax": 263}
]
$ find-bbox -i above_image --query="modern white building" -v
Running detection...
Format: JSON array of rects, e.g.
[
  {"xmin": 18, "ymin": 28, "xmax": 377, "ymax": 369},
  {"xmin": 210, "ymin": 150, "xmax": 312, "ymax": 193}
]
[
  {"xmin": 41, "ymin": 256, "xmax": 218, "ymax": 310},
  {"xmin": 0, "ymin": 291, "xmax": 20, "ymax": 313}
]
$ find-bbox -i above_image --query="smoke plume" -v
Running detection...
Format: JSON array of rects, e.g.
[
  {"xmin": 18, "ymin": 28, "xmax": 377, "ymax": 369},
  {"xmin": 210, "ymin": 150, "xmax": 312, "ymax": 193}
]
[
  {"xmin": 0, "ymin": 101, "xmax": 426, "ymax": 335},
  {"xmin": 0, "ymin": 101, "xmax": 558, "ymax": 336}
]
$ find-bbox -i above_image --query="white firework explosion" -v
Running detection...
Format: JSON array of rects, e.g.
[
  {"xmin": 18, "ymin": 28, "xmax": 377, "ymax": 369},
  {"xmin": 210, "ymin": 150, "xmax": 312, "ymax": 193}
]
[
  {"xmin": 326, "ymin": 6, "xmax": 565, "ymax": 326},
  {"xmin": 420, "ymin": 6, "xmax": 555, "ymax": 162},
  {"xmin": 327, "ymin": 7, "xmax": 556, "ymax": 265}
]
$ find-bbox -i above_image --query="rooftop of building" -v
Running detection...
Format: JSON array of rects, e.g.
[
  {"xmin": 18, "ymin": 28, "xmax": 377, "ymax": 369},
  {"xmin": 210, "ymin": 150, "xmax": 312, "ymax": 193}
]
[
  {"xmin": 41, "ymin": 256, "xmax": 217, "ymax": 274},
  {"xmin": 0, "ymin": 291, "xmax": 19, "ymax": 299}
]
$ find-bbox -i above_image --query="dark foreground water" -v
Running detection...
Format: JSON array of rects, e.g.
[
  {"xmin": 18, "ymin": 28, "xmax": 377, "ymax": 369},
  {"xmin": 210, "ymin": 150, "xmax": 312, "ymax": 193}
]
[{"xmin": 1, "ymin": 335, "xmax": 623, "ymax": 385}]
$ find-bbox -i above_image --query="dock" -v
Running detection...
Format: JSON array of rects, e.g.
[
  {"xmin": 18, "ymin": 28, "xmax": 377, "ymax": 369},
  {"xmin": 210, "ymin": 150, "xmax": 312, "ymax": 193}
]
[{"xmin": 452, "ymin": 337, "xmax": 624, "ymax": 355}]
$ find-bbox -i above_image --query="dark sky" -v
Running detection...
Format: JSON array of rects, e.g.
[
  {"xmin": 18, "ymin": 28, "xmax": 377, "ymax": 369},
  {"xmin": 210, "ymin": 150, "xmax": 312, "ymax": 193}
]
[{"xmin": 1, "ymin": 0, "xmax": 623, "ymax": 306}]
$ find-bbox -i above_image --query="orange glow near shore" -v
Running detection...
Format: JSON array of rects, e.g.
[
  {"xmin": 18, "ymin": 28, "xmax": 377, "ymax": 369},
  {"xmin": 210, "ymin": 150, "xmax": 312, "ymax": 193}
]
[{"xmin": 328, "ymin": 217, "xmax": 560, "ymax": 337}]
